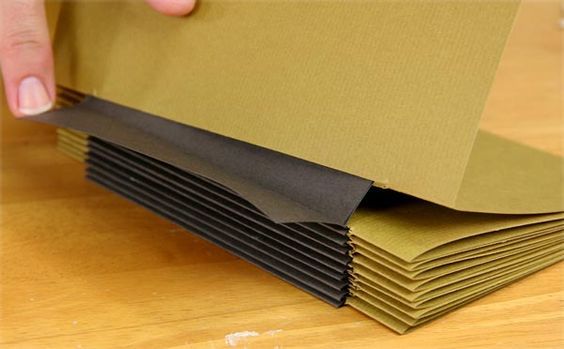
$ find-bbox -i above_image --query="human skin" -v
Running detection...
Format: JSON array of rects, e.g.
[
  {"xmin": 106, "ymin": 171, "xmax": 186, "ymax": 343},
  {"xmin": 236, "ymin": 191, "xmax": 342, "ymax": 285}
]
[{"xmin": 0, "ymin": 0, "xmax": 196, "ymax": 117}]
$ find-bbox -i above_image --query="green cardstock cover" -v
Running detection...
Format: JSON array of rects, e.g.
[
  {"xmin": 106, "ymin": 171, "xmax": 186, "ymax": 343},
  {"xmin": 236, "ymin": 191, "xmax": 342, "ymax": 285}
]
[{"xmin": 46, "ymin": 0, "xmax": 562, "ymax": 214}]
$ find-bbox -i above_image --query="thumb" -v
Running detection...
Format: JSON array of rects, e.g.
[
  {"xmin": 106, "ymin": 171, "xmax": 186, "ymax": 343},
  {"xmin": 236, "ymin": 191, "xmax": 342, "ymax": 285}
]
[{"xmin": 0, "ymin": 0, "xmax": 54, "ymax": 117}]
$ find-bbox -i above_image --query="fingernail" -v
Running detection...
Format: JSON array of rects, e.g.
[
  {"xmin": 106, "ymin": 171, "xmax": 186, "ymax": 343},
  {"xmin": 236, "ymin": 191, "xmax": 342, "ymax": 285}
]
[{"xmin": 18, "ymin": 76, "xmax": 53, "ymax": 116}]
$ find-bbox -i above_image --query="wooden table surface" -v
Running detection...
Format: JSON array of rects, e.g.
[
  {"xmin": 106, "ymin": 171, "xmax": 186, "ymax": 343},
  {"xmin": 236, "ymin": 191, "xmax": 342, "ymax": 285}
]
[{"xmin": 1, "ymin": 2, "xmax": 562, "ymax": 348}]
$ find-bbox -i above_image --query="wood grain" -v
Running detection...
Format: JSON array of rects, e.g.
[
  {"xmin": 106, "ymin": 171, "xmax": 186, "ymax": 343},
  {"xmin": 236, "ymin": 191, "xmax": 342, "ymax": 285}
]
[{"xmin": 1, "ymin": 1, "xmax": 562, "ymax": 348}]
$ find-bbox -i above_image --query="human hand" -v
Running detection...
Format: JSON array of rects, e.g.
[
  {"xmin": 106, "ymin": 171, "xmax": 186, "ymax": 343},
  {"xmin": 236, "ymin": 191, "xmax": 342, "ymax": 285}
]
[{"xmin": 0, "ymin": 0, "xmax": 196, "ymax": 117}]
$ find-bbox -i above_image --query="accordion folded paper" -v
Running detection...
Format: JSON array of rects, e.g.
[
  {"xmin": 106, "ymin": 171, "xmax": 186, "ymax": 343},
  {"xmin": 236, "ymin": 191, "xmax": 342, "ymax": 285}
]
[{"xmin": 30, "ymin": 0, "xmax": 564, "ymax": 334}]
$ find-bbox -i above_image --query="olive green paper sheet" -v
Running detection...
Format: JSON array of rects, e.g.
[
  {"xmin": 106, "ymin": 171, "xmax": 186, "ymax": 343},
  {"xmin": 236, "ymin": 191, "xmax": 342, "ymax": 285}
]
[{"xmin": 47, "ymin": 0, "xmax": 563, "ymax": 214}]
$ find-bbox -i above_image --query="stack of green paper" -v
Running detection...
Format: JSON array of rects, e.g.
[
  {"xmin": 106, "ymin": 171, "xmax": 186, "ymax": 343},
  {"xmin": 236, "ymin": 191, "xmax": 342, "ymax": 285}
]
[
  {"xmin": 43, "ymin": 100, "xmax": 564, "ymax": 333},
  {"xmin": 31, "ymin": 0, "xmax": 564, "ymax": 335},
  {"xmin": 347, "ymin": 195, "xmax": 563, "ymax": 333}
]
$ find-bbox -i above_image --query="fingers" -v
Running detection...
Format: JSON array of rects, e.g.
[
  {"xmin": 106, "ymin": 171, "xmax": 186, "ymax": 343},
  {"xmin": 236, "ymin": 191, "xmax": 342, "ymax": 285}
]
[
  {"xmin": 0, "ymin": 0, "xmax": 54, "ymax": 117},
  {"xmin": 145, "ymin": 0, "xmax": 196, "ymax": 16},
  {"xmin": 0, "ymin": 0, "xmax": 194, "ymax": 117}
]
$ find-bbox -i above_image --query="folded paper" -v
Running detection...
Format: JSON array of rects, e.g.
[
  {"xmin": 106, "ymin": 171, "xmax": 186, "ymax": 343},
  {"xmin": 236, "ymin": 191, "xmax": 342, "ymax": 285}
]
[
  {"xmin": 34, "ymin": 0, "xmax": 564, "ymax": 334},
  {"xmin": 39, "ymin": 95, "xmax": 563, "ymax": 334}
]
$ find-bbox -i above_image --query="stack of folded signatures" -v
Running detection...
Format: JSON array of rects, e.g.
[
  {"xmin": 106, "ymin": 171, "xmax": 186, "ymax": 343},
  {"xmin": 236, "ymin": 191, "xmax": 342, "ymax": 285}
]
[
  {"xmin": 52, "ymin": 89, "xmax": 356, "ymax": 308},
  {"xmin": 32, "ymin": 1, "xmax": 564, "ymax": 334},
  {"xmin": 347, "ymin": 195, "xmax": 563, "ymax": 333},
  {"xmin": 37, "ymin": 88, "xmax": 563, "ymax": 334}
]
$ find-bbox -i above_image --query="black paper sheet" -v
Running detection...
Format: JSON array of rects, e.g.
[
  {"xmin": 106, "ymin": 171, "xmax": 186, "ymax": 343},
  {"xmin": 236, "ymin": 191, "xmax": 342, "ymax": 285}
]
[
  {"xmin": 87, "ymin": 137, "xmax": 352, "ymax": 306},
  {"xmin": 29, "ymin": 97, "xmax": 373, "ymax": 225}
]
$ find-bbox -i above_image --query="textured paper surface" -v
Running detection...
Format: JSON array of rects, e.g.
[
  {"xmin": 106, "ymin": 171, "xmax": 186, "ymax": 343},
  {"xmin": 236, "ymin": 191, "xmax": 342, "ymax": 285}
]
[{"xmin": 47, "ymin": 0, "xmax": 564, "ymax": 214}]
